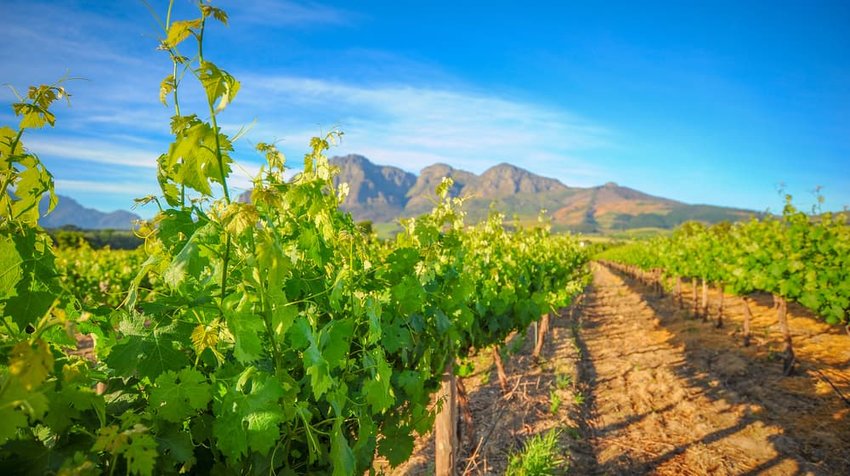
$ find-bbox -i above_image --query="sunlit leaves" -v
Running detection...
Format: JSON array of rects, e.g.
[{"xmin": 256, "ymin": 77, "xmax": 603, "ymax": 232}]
[
  {"xmin": 198, "ymin": 61, "xmax": 240, "ymax": 112},
  {"xmin": 160, "ymin": 116, "xmax": 233, "ymax": 198},
  {"xmin": 159, "ymin": 75, "xmax": 176, "ymax": 106},
  {"xmin": 163, "ymin": 19, "xmax": 202, "ymax": 49}
]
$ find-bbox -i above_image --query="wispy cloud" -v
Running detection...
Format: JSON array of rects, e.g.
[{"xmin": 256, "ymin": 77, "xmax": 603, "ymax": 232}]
[
  {"xmin": 55, "ymin": 179, "xmax": 155, "ymax": 196},
  {"xmin": 27, "ymin": 137, "xmax": 160, "ymax": 169},
  {"xmin": 236, "ymin": 76, "xmax": 613, "ymax": 184},
  {"xmin": 227, "ymin": 0, "xmax": 355, "ymax": 27}
]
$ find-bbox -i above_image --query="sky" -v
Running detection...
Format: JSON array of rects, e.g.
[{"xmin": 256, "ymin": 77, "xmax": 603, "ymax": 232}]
[{"xmin": 1, "ymin": 0, "xmax": 848, "ymax": 217}]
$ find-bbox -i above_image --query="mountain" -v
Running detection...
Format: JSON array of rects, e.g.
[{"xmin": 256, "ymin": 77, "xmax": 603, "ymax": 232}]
[
  {"xmin": 39, "ymin": 195, "xmax": 140, "ymax": 230},
  {"xmin": 54, "ymin": 155, "xmax": 755, "ymax": 233},
  {"xmin": 329, "ymin": 155, "xmax": 758, "ymax": 233},
  {"xmin": 404, "ymin": 163, "xmax": 477, "ymax": 216},
  {"xmin": 330, "ymin": 155, "xmax": 416, "ymax": 222}
]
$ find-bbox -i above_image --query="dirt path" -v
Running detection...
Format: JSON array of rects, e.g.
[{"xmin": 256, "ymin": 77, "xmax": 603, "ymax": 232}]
[
  {"xmin": 572, "ymin": 263, "xmax": 850, "ymax": 475},
  {"xmin": 388, "ymin": 262, "xmax": 850, "ymax": 475}
]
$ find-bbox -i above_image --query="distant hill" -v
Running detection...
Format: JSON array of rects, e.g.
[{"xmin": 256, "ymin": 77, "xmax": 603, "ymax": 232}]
[
  {"xmin": 52, "ymin": 156, "xmax": 758, "ymax": 234},
  {"xmin": 39, "ymin": 195, "xmax": 139, "ymax": 230},
  {"xmin": 329, "ymin": 155, "xmax": 759, "ymax": 233}
]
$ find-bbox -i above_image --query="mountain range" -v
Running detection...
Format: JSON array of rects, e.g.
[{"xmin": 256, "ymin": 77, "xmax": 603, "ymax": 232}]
[
  {"xmin": 329, "ymin": 154, "xmax": 758, "ymax": 233},
  {"xmin": 38, "ymin": 195, "xmax": 140, "ymax": 230},
  {"xmin": 40, "ymin": 156, "xmax": 758, "ymax": 233}
]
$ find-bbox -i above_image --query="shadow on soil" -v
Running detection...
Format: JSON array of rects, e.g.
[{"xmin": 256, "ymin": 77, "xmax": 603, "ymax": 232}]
[{"xmin": 576, "ymin": 265, "xmax": 850, "ymax": 475}]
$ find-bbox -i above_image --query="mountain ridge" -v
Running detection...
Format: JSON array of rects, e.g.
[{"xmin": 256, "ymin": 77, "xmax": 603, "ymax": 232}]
[
  {"xmin": 329, "ymin": 155, "xmax": 758, "ymax": 233},
  {"xmin": 38, "ymin": 195, "xmax": 140, "ymax": 230},
  {"xmin": 44, "ymin": 156, "xmax": 759, "ymax": 233}
]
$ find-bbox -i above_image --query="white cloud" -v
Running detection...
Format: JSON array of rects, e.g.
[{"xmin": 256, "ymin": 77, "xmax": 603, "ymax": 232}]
[
  {"xmin": 227, "ymin": 0, "xmax": 355, "ymax": 27},
  {"xmin": 27, "ymin": 137, "xmax": 159, "ymax": 169},
  {"xmin": 55, "ymin": 179, "xmax": 156, "ymax": 196},
  {"xmin": 235, "ymin": 75, "xmax": 613, "ymax": 183}
]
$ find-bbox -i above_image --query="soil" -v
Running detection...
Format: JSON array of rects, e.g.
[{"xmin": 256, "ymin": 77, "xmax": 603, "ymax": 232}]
[{"xmin": 389, "ymin": 262, "xmax": 850, "ymax": 475}]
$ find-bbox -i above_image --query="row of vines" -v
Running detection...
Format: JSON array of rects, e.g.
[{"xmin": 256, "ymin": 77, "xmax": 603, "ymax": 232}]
[
  {"xmin": 0, "ymin": 2, "xmax": 590, "ymax": 474},
  {"xmin": 598, "ymin": 203, "xmax": 849, "ymax": 375}
]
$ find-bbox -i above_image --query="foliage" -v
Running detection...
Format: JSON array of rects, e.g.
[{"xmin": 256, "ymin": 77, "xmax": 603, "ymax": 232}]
[
  {"xmin": 599, "ymin": 199, "xmax": 850, "ymax": 324},
  {"xmin": 50, "ymin": 227, "xmax": 142, "ymax": 250}
]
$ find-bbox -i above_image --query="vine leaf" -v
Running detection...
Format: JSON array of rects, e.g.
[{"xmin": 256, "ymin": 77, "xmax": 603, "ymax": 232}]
[{"xmin": 150, "ymin": 369, "xmax": 211, "ymax": 422}]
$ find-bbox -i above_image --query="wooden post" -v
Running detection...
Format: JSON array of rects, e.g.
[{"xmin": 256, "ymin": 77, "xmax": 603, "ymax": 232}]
[
  {"xmin": 675, "ymin": 276, "xmax": 682, "ymax": 308},
  {"xmin": 701, "ymin": 278, "xmax": 709, "ymax": 322},
  {"xmin": 435, "ymin": 361, "xmax": 457, "ymax": 476},
  {"xmin": 776, "ymin": 296, "xmax": 795, "ymax": 376},
  {"xmin": 532, "ymin": 313, "xmax": 550, "ymax": 361},
  {"xmin": 742, "ymin": 297, "xmax": 752, "ymax": 347},
  {"xmin": 692, "ymin": 280, "xmax": 699, "ymax": 317},
  {"xmin": 493, "ymin": 346, "xmax": 508, "ymax": 393},
  {"xmin": 716, "ymin": 283, "xmax": 724, "ymax": 328}
]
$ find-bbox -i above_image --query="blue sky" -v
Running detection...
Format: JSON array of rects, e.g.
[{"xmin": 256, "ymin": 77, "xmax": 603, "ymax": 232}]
[{"xmin": 1, "ymin": 0, "xmax": 848, "ymax": 217}]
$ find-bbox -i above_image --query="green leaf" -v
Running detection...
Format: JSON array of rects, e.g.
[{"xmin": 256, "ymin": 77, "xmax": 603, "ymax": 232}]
[
  {"xmin": 8, "ymin": 339, "xmax": 53, "ymax": 390},
  {"xmin": 106, "ymin": 324, "xmax": 190, "ymax": 380},
  {"xmin": 162, "ymin": 119, "xmax": 233, "ymax": 197},
  {"xmin": 304, "ymin": 340, "xmax": 332, "ymax": 399},
  {"xmin": 124, "ymin": 432, "xmax": 158, "ymax": 476},
  {"xmin": 5, "ymin": 290, "xmax": 54, "ymax": 330},
  {"xmin": 377, "ymin": 423, "xmax": 414, "ymax": 467},
  {"xmin": 213, "ymin": 373, "xmax": 286, "ymax": 462},
  {"xmin": 322, "ymin": 318, "xmax": 354, "ymax": 370},
  {"xmin": 227, "ymin": 312, "xmax": 265, "ymax": 363},
  {"xmin": 392, "ymin": 275, "xmax": 423, "ymax": 314},
  {"xmin": 362, "ymin": 348, "xmax": 394, "ymax": 413},
  {"xmin": 197, "ymin": 61, "xmax": 240, "ymax": 112},
  {"xmin": 0, "ymin": 383, "xmax": 46, "ymax": 444},
  {"xmin": 155, "ymin": 424, "xmax": 196, "ymax": 467},
  {"xmin": 0, "ymin": 235, "xmax": 22, "ymax": 299},
  {"xmin": 150, "ymin": 368, "xmax": 211, "ymax": 422},
  {"xmin": 331, "ymin": 418, "xmax": 356, "ymax": 476}
]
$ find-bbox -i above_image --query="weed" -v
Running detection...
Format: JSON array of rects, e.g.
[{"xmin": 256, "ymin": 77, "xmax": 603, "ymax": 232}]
[
  {"xmin": 573, "ymin": 391, "xmax": 585, "ymax": 406},
  {"xmin": 555, "ymin": 373, "xmax": 572, "ymax": 390},
  {"xmin": 549, "ymin": 390, "xmax": 562, "ymax": 415},
  {"xmin": 505, "ymin": 429, "xmax": 566, "ymax": 476}
]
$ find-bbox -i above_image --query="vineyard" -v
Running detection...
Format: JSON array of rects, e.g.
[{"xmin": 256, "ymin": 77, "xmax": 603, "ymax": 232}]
[
  {"xmin": 598, "ymin": 205, "xmax": 850, "ymax": 375},
  {"xmin": 2, "ymin": 2, "xmax": 850, "ymax": 475},
  {"xmin": 0, "ymin": 2, "xmax": 592, "ymax": 474}
]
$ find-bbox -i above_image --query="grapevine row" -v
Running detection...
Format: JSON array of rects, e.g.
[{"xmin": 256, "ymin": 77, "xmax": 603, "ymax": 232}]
[{"xmin": 598, "ymin": 206, "xmax": 849, "ymax": 374}]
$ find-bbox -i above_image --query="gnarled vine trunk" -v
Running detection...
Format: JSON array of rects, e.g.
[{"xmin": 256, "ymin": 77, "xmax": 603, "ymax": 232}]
[
  {"xmin": 692, "ymin": 280, "xmax": 699, "ymax": 317},
  {"xmin": 742, "ymin": 296, "xmax": 753, "ymax": 347},
  {"xmin": 492, "ymin": 346, "xmax": 508, "ymax": 393},
  {"xmin": 675, "ymin": 276, "xmax": 683, "ymax": 308},
  {"xmin": 701, "ymin": 278, "xmax": 709, "ymax": 322},
  {"xmin": 775, "ymin": 296, "xmax": 796, "ymax": 376},
  {"xmin": 532, "ymin": 313, "xmax": 550, "ymax": 361},
  {"xmin": 716, "ymin": 283, "xmax": 724, "ymax": 328}
]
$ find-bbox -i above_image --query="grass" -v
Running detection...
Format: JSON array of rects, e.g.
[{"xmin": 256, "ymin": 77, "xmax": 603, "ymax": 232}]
[
  {"xmin": 573, "ymin": 391, "xmax": 586, "ymax": 406},
  {"xmin": 549, "ymin": 390, "xmax": 562, "ymax": 415},
  {"xmin": 505, "ymin": 429, "xmax": 566, "ymax": 476},
  {"xmin": 555, "ymin": 373, "xmax": 572, "ymax": 390}
]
